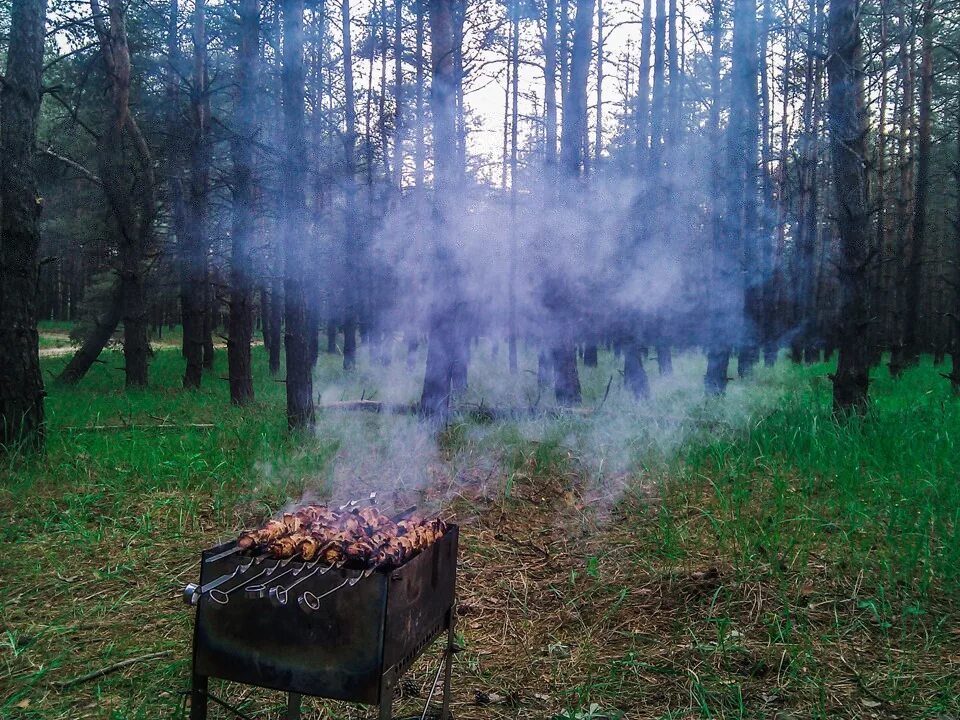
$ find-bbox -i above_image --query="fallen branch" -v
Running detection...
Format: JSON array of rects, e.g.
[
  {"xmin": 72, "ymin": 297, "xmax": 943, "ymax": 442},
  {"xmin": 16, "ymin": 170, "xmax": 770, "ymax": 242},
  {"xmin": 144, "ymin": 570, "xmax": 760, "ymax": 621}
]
[
  {"xmin": 53, "ymin": 650, "xmax": 173, "ymax": 689},
  {"xmin": 64, "ymin": 423, "xmax": 215, "ymax": 432},
  {"xmin": 317, "ymin": 400, "xmax": 417, "ymax": 414}
]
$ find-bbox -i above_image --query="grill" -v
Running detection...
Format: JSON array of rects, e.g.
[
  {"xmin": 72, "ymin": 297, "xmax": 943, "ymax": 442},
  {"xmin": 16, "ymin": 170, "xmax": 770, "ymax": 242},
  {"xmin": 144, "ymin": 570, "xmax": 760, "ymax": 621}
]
[{"xmin": 183, "ymin": 521, "xmax": 459, "ymax": 719}]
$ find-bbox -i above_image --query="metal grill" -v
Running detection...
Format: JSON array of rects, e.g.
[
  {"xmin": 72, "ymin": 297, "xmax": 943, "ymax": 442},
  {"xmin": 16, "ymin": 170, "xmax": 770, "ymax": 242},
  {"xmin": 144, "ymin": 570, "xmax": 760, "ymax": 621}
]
[{"xmin": 184, "ymin": 524, "xmax": 458, "ymax": 719}]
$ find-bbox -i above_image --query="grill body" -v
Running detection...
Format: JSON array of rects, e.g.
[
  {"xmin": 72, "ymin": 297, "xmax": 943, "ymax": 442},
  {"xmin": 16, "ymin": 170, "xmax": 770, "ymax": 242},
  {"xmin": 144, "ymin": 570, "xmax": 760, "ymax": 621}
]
[{"xmin": 188, "ymin": 525, "xmax": 458, "ymax": 719}]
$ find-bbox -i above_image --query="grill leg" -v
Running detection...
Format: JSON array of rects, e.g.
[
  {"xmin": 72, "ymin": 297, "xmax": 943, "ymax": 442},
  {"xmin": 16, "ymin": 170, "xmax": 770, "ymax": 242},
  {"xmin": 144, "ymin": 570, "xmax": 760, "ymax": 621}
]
[
  {"xmin": 189, "ymin": 673, "xmax": 208, "ymax": 720},
  {"xmin": 378, "ymin": 672, "xmax": 393, "ymax": 720},
  {"xmin": 441, "ymin": 609, "xmax": 455, "ymax": 720},
  {"xmin": 286, "ymin": 692, "xmax": 302, "ymax": 720}
]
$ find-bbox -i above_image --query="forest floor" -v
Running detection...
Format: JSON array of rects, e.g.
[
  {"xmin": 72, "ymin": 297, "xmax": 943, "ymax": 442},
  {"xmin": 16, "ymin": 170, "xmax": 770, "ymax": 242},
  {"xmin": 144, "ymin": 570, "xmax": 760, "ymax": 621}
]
[{"xmin": 1, "ymin": 327, "xmax": 958, "ymax": 720}]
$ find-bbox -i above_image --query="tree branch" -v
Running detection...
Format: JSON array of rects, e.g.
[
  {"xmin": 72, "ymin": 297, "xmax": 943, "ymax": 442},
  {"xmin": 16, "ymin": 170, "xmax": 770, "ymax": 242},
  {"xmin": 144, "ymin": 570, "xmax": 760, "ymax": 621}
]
[{"xmin": 42, "ymin": 147, "xmax": 103, "ymax": 186}]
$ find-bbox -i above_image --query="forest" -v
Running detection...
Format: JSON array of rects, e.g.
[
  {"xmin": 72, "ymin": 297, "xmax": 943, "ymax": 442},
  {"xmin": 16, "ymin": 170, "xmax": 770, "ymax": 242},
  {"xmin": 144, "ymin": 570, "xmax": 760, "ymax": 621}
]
[{"xmin": 1, "ymin": 0, "xmax": 959, "ymax": 715}]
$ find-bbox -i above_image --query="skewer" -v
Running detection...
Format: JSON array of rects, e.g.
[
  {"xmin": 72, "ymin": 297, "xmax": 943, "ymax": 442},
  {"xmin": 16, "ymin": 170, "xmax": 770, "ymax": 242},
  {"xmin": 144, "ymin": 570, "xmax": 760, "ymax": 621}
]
[
  {"xmin": 183, "ymin": 567, "xmax": 240, "ymax": 605},
  {"xmin": 337, "ymin": 498, "xmax": 361, "ymax": 511},
  {"xmin": 268, "ymin": 561, "xmax": 333, "ymax": 607},
  {"xmin": 297, "ymin": 565, "xmax": 378, "ymax": 613},
  {"xmin": 204, "ymin": 545, "xmax": 243, "ymax": 563},
  {"xmin": 209, "ymin": 562, "xmax": 279, "ymax": 605},
  {"xmin": 243, "ymin": 557, "xmax": 304, "ymax": 598}
]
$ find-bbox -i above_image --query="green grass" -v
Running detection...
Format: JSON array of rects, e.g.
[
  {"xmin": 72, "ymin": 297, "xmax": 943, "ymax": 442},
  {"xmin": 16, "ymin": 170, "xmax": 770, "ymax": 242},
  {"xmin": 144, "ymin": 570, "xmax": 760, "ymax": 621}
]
[{"xmin": 0, "ymin": 339, "xmax": 957, "ymax": 719}]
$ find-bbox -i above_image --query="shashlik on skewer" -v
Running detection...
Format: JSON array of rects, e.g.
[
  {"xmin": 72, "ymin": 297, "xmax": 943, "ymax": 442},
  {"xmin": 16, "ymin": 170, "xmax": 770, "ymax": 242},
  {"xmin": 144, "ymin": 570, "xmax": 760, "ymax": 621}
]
[{"xmin": 237, "ymin": 504, "xmax": 446, "ymax": 569}]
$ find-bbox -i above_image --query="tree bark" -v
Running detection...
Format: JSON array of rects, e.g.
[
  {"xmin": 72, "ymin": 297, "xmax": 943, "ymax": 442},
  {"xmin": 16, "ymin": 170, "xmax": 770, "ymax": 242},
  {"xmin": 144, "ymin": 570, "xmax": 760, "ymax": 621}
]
[
  {"xmin": 420, "ymin": 0, "xmax": 464, "ymax": 416},
  {"xmin": 0, "ymin": 0, "xmax": 47, "ymax": 450},
  {"xmin": 182, "ymin": 0, "xmax": 211, "ymax": 388},
  {"xmin": 550, "ymin": 0, "xmax": 593, "ymax": 406},
  {"xmin": 392, "ymin": 0, "xmax": 404, "ymax": 188},
  {"xmin": 902, "ymin": 0, "xmax": 933, "ymax": 361},
  {"xmin": 227, "ymin": 0, "xmax": 259, "ymax": 405},
  {"xmin": 634, "ymin": 0, "xmax": 651, "ymax": 165},
  {"xmin": 623, "ymin": 339, "xmax": 650, "ymax": 400},
  {"xmin": 734, "ymin": 0, "xmax": 761, "ymax": 378},
  {"xmin": 90, "ymin": 0, "xmax": 157, "ymax": 389},
  {"xmin": 827, "ymin": 0, "xmax": 871, "ymax": 413},
  {"xmin": 544, "ymin": 0, "xmax": 558, "ymax": 169},
  {"xmin": 508, "ymin": 0, "xmax": 520, "ymax": 374},
  {"xmin": 282, "ymin": 0, "xmax": 315, "ymax": 428},
  {"xmin": 341, "ymin": 0, "xmax": 360, "ymax": 371}
]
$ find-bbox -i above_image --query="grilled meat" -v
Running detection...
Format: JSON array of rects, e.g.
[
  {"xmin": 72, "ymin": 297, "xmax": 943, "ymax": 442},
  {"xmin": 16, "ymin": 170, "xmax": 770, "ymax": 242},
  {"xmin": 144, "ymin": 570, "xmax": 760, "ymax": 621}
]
[{"xmin": 237, "ymin": 503, "xmax": 445, "ymax": 568}]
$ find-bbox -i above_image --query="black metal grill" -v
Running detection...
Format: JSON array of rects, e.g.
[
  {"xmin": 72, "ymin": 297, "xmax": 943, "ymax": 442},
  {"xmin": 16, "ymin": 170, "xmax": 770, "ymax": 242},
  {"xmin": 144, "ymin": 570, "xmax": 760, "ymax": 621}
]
[{"xmin": 185, "ymin": 525, "xmax": 458, "ymax": 719}]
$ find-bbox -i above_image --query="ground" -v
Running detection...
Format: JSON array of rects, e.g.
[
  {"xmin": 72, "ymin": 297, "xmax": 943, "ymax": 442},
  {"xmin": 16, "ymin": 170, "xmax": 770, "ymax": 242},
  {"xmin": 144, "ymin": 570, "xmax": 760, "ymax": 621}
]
[{"xmin": 0, "ymin": 325, "xmax": 957, "ymax": 719}]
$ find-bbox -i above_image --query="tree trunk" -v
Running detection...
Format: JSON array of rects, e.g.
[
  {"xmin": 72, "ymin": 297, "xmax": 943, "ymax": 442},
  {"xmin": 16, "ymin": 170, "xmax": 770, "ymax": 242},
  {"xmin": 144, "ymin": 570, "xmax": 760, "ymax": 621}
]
[
  {"xmin": 902, "ymin": 0, "xmax": 933, "ymax": 361},
  {"xmin": 508, "ymin": 0, "xmax": 520, "ymax": 374},
  {"xmin": 870, "ymin": 0, "xmax": 889, "ymax": 365},
  {"xmin": 281, "ymin": 0, "xmax": 315, "ymax": 428},
  {"xmin": 0, "ymin": 0, "xmax": 47, "ymax": 449},
  {"xmin": 392, "ymin": 0, "xmax": 404, "ymax": 188},
  {"xmin": 420, "ymin": 0, "xmax": 463, "ymax": 416},
  {"xmin": 827, "ymin": 0, "xmax": 871, "ymax": 413},
  {"xmin": 227, "ymin": 0, "xmax": 259, "ymax": 405},
  {"xmin": 182, "ymin": 0, "xmax": 211, "ymax": 388},
  {"xmin": 704, "ymin": 0, "xmax": 723, "ymax": 386},
  {"xmin": 593, "ymin": 0, "xmax": 604, "ymax": 163},
  {"xmin": 268, "ymin": 275, "xmax": 283, "ymax": 374},
  {"xmin": 341, "ymin": 0, "xmax": 360, "ymax": 371},
  {"xmin": 544, "ymin": 0, "xmax": 558, "ymax": 169},
  {"xmin": 889, "ymin": 7, "xmax": 914, "ymax": 376},
  {"xmin": 734, "ymin": 0, "xmax": 761, "ymax": 379},
  {"xmin": 634, "ymin": 0, "xmax": 651, "ymax": 164},
  {"xmin": 550, "ymin": 0, "xmax": 594, "ymax": 406},
  {"xmin": 57, "ymin": 283, "xmax": 124, "ymax": 385},
  {"xmin": 623, "ymin": 339, "xmax": 650, "ymax": 399},
  {"xmin": 706, "ymin": 0, "xmax": 755, "ymax": 394},
  {"xmin": 90, "ymin": 0, "xmax": 157, "ymax": 389}
]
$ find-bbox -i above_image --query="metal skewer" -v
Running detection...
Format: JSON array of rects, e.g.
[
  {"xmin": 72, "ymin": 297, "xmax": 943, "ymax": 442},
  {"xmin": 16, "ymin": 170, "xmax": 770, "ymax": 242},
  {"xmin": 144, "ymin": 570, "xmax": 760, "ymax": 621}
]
[
  {"xmin": 298, "ymin": 565, "xmax": 378, "ymax": 613},
  {"xmin": 209, "ymin": 562, "xmax": 279, "ymax": 605},
  {"xmin": 204, "ymin": 545, "xmax": 244, "ymax": 563},
  {"xmin": 243, "ymin": 557, "xmax": 305, "ymax": 598},
  {"xmin": 268, "ymin": 562, "xmax": 328, "ymax": 607}
]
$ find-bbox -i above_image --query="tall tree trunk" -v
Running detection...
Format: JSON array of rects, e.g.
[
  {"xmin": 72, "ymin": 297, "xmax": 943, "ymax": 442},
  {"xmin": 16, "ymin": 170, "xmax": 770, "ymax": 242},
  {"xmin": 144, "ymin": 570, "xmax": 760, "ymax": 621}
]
[
  {"xmin": 634, "ymin": 0, "xmax": 651, "ymax": 165},
  {"xmin": 453, "ymin": 0, "xmax": 467, "ymax": 178},
  {"xmin": 869, "ymin": 0, "xmax": 889, "ymax": 365},
  {"xmin": 420, "ymin": 0, "xmax": 463, "ymax": 416},
  {"xmin": 704, "ymin": 0, "xmax": 722, "ymax": 388},
  {"xmin": 508, "ymin": 0, "xmax": 520, "ymax": 374},
  {"xmin": 182, "ymin": 0, "xmax": 211, "ymax": 388},
  {"xmin": 706, "ymin": 0, "xmax": 753, "ymax": 394},
  {"xmin": 90, "ymin": 0, "xmax": 157, "ymax": 388},
  {"xmin": 392, "ymin": 0, "xmax": 404, "ymax": 188},
  {"xmin": 282, "ymin": 0, "xmax": 315, "ymax": 428},
  {"xmin": 550, "ymin": 0, "xmax": 594, "ymax": 406},
  {"xmin": 790, "ymin": 0, "xmax": 822, "ymax": 362},
  {"xmin": 415, "ymin": 0, "xmax": 426, "ymax": 192},
  {"xmin": 902, "ymin": 0, "xmax": 934, "ymax": 361},
  {"xmin": 648, "ymin": 0, "xmax": 665, "ymax": 173},
  {"xmin": 228, "ymin": 0, "xmax": 259, "ymax": 405},
  {"xmin": 342, "ymin": 0, "xmax": 360, "ymax": 371},
  {"xmin": 164, "ymin": 0, "xmax": 189, "ymax": 366},
  {"xmin": 0, "ymin": 0, "xmax": 47, "ymax": 449},
  {"xmin": 544, "ymin": 0, "xmax": 558, "ymax": 169},
  {"xmin": 268, "ymin": 273, "xmax": 283, "ymax": 373},
  {"xmin": 758, "ymin": 0, "xmax": 777, "ymax": 365},
  {"xmin": 559, "ymin": 0, "xmax": 570, "ymax": 103},
  {"xmin": 889, "ymin": 8, "xmax": 914, "ymax": 375},
  {"xmin": 827, "ymin": 0, "xmax": 870, "ymax": 413},
  {"xmin": 593, "ymin": 0, "xmax": 604, "ymax": 163},
  {"xmin": 735, "ymin": 0, "xmax": 761, "ymax": 379}
]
